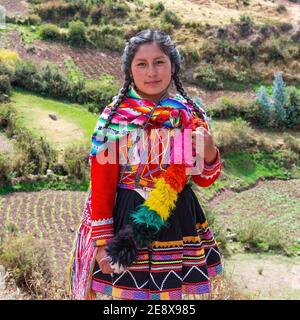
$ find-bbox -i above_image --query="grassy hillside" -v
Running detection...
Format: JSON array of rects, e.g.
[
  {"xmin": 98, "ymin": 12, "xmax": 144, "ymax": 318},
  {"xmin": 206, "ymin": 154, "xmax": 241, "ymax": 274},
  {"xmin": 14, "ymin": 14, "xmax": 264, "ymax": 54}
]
[{"xmin": 8, "ymin": 88, "xmax": 97, "ymax": 157}]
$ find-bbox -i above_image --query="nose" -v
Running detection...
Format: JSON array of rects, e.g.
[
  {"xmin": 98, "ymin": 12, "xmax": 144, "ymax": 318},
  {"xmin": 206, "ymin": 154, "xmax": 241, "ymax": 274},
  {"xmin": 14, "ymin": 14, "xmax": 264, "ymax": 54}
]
[{"xmin": 147, "ymin": 64, "xmax": 158, "ymax": 77}]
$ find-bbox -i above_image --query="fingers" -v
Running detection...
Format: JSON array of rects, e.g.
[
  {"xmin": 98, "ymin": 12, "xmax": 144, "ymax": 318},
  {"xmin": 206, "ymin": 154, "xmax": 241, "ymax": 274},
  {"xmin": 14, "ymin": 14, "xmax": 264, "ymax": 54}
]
[{"xmin": 97, "ymin": 255, "xmax": 114, "ymax": 274}]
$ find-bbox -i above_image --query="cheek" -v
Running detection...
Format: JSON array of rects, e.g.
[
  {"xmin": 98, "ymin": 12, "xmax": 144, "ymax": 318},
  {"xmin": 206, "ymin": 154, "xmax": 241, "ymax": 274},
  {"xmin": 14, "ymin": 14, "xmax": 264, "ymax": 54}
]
[{"xmin": 132, "ymin": 69, "xmax": 145, "ymax": 83}]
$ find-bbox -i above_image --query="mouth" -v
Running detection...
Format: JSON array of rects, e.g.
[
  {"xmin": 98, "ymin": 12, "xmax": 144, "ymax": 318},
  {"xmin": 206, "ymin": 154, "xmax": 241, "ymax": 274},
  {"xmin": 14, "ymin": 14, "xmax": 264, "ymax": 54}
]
[{"xmin": 145, "ymin": 80, "xmax": 161, "ymax": 85}]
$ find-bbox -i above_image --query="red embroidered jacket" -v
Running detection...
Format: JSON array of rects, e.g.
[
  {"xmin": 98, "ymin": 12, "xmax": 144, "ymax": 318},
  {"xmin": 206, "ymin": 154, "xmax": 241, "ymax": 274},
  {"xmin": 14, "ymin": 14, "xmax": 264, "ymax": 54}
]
[{"xmin": 90, "ymin": 125, "xmax": 222, "ymax": 247}]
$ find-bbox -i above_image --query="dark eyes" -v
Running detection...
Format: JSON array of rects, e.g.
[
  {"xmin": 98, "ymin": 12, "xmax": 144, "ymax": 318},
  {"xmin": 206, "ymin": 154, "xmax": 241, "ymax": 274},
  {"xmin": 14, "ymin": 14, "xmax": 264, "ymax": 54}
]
[{"xmin": 137, "ymin": 61, "xmax": 164, "ymax": 67}]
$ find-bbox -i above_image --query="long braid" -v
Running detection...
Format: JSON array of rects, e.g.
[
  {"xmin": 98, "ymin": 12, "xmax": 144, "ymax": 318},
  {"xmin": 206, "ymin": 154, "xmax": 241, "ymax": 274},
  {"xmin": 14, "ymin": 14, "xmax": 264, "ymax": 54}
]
[
  {"xmin": 172, "ymin": 73, "xmax": 206, "ymax": 122},
  {"xmin": 101, "ymin": 75, "xmax": 132, "ymax": 142}
]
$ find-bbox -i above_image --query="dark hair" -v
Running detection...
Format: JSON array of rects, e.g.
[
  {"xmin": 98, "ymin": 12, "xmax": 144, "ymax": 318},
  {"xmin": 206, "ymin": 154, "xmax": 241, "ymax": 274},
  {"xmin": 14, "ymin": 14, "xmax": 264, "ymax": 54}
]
[{"xmin": 102, "ymin": 29, "xmax": 205, "ymax": 134}]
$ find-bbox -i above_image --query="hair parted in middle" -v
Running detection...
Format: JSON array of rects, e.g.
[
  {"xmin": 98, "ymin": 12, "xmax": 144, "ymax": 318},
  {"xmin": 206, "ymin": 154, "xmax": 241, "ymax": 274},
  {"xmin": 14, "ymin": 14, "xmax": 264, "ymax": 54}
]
[{"xmin": 102, "ymin": 29, "xmax": 205, "ymax": 136}]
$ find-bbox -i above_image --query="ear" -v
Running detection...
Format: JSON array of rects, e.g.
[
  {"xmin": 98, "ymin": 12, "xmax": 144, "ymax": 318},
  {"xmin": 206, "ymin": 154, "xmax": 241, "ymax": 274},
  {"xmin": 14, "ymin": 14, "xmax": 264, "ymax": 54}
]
[{"xmin": 171, "ymin": 65, "xmax": 175, "ymax": 76}]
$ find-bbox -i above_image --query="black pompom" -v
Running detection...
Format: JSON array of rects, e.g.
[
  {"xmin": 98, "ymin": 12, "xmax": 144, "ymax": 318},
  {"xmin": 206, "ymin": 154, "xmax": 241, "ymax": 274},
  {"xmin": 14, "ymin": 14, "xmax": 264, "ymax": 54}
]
[
  {"xmin": 106, "ymin": 225, "xmax": 138, "ymax": 269},
  {"xmin": 131, "ymin": 221, "xmax": 158, "ymax": 247}
]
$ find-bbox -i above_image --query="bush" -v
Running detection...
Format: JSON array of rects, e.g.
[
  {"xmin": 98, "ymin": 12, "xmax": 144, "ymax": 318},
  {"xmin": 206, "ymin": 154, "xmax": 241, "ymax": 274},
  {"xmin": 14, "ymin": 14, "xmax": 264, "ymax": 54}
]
[
  {"xmin": 255, "ymin": 73, "xmax": 300, "ymax": 129},
  {"xmin": 278, "ymin": 148, "xmax": 299, "ymax": 168},
  {"xmin": 68, "ymin": 20, "xmax": 86, "ymax": 47},
  {"xmin": 285, "ymin": 86, "xmax": 300, "ymax": 128},
  {"xmin": 160, "ymin": 22, "xmax": 174, "ymax": 35},
  {"xmin": 26, "ymin": 14, "xmax": 42, "ymax": 25},
  {"xmin": 178, "ymin": 45, "xmax": 200, "ymax": 65},
  {"xmin": 214, "ymin": 118, "xmax": 258, "ymax": 155},
  {"xmin": 40, "ymin": 63, "xmax": 70, "ymax": 98},
  {"xmin": 0, "ymin": 104, "xmax": 17, "ymax": 136},
  {"xmin": 78, "ymin": 74, "xmax": 118, "ymax": 110},
  {"xmin": 86, "ymin": 25, "xmax": 124, "ymax": 51},
  {"xmin": 0, "ymin": 75, "xmax": 12, "ymax": 95},
  {"xmin": 235, "ymin": 214, "xmax": 289, "ymax": 253},
  {"xmin": 14, "ymin": 60, "xmax": 41, "ymax": 92},
  {"xmin": 36, "ymin": 0, "xmax": 80, "ymax": 23},
  {"xmin": 210, "ymin": 96, "xmax": 251, "ymax": 119},
  {"xmin": 193, "ymin": 64, "xmax": 223, "ymax": 90},
  {"xmin": 14, "ymin": 129, "xmax": 58, "ymax": 176},
  {"xmin": 0, "ymin": 153, "xmax": 12, "ymax": 187},
  {"xmin": 0, "ymin": 227, "xmax": 55, "ymax": 298},
  {"xmin": 0, "ymin": 49, "xmax": 21, "ymax": 70},
  {"xmin": 255, "ymin": 86, "xmax": 275, "ymax": 127},
  {"xmin": 150, "ymin": 2, "xmax": 165, "ymax": 17},
  {"xmin": 90, "ymin": 4, "xmax": 103, "ymax": 24},
  {"xmin": 102, "ymin": 0, "xmax": 129, "ymax": 18},
  {"xmin": 283, "ymin": 133, "xmax": 300, "ymax": 154},
  {"xmin": 162, "ymin": 10, "xmax": 181, "ymax": 28},
  {"xmin": 40, "ymin": 23, "xmax": 62, "ymax": 41},
  {"xmin": 63, "ymin": 143, "xmax": 89, "ymax": 182}
]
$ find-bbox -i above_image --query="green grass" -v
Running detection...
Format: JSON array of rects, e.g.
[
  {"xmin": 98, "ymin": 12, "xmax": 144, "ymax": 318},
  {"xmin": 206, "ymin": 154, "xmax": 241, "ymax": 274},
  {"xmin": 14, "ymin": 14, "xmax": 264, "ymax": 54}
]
[
  {"xmin": 252, "ymin": 83, "xmax": 300, "ymax": 95},
  {"xmin": 10, "ymin": 88, "xmax": 98, "ymax": 146},
  {"xmin": 0, "ymin": 177, "xmax": 90, "ymax": 195},
  {"xmin": 194, "ymin": 151, "xmax": 300, "ymax": 202}
]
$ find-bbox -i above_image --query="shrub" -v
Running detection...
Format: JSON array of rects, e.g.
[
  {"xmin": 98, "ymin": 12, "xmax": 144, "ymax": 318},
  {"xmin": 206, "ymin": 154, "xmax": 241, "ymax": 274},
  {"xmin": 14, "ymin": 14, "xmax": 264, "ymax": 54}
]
[
  {"xmin": 214, "ymin": 118, "xmax": 258, "ymax": 155},
  {"xmin": 0, "ymin": 153, "xmax": 12, "ymax": 187},
  {"xmin": 0, "ymin": 49, "xmax": 21, "ymax": 70},
  {"xmin": 102, "ymin": 0, "xmax": 129, "ymax": 18},
  {"xmin": 40, "ymin": 23, "xmax": 62, "ymax": 41},
  {"xmin": 68, "ymin": 20, "xmax": 86, "ymax": 47},
  {"xmin": 14, "ymin": 60, "xmax": 41, "ymax": 92},
  {"xmin": 272, "ymin": 71, "xmax": 287, "ymax": 128},
  {"xmin": 86, "ymin": 25, "xmax": 124, "ymax": 51},
  {"xmin": 283, "ymin": 133, "xmax": 300, "ymax": 154},
  {"xmin": 255, "ymin": 86, "xmax": 274, "ymax": 127},
  {"xmin": 36, "ymin": 0, "xmax": 79, "ymax": 23},
  {"xmin": 63, "ymin": 143, "xmax": 89, "ymax": 182},
  {"xmin": 14, "ymin": 129, "xmax": 58, "ymax": 176},
  {"xmin": 78, "ymin": 74, "xmax": 118, "ymax": 109},
  {"xmin": 90, "ymin": 4, "xmax": 103, "ymax": 24},
  {"xmin": 0, "ymin": 227, "xmax": 55, "ymax": 298},
  {"xmin": 40, "ymin": 63, "xmax": 70, "ymax": 98},
  {"xmin": 278, "ymin": 148, "xmax": 299, "ymax": 168},
  {"xmin": 0, "ymin": 104, "xmax": 17, "ymax": 136},
  {"xmin": 235, "ymin": 215, "xmax": 289, "ymax": 253},
  {"xmin": 266, "ymin": 41, "xmax": 285, "ymax": 62},
  {"xmin": 210, "ymin": 96, "xmax": 251, "ymax": 119},
  {"xmin": 285, "ymin": 86, "xmax": 300, "ymax": 128},
  {"xmin": 178, "ymin": 45, "xmax": 200, "ymax": 65},
  {"xmin": 193, "ymin": 64, "xmax": 223, "ymax": 90},
  {"xmin": 160, "ymin": 21, "xmax": 174, "ymax": 34},
  {"xmin": 0, "ymin": 75, "xmax": 12, "ymax": 95},
  {"xmin": 162, "ymin": 10, "xmax": 181, "ymax": 28},
  {"xmin": 26, "ymin": 14, "xmax": 42, "ymax": 25},
  {"xmin": 150, "ymin": 2, "xmax": 165, "ymax": 17}
]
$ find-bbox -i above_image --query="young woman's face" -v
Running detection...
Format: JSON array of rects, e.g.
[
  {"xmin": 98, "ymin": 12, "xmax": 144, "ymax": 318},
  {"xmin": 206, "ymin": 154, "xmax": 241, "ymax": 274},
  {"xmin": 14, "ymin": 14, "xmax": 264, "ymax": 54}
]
[{"xmin": 131, "ymin": 42, "xmax": 174, "ymax": 102}]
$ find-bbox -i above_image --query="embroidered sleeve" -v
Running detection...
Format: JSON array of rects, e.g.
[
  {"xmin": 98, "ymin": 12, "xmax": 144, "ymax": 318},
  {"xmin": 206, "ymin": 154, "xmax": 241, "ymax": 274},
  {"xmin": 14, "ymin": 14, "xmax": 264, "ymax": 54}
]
[
  {"xmin": 191, "ymin": 147, "xmax": 222, "ymax": 187},
  {"xmin": 191, "ymin": 107, "xmax": 222, "ymax": 188},
  {"xmin": 90, "ymin": 139, "xmax": 120, "ymax": 246}
]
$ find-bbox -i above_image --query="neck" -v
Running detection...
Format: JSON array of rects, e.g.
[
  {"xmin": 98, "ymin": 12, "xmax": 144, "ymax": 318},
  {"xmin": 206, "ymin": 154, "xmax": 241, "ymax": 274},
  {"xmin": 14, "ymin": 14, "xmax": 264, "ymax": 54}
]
[{"xmin": 134, "ymin": 87, "xmax": 170, "ymax": 104}]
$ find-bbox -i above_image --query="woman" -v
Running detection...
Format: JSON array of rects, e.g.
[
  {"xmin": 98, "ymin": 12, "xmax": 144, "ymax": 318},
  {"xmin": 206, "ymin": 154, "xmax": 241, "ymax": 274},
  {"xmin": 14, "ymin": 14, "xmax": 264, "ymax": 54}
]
[{"xmin": 69, "ymin": 29, "xmax": 223, "ymax": 300}]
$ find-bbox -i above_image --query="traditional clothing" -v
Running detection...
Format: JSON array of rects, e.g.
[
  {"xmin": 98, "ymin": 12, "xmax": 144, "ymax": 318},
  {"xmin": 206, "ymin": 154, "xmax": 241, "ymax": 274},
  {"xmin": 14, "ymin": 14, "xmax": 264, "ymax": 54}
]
[{"xmin": 69, "ymin": 86, "xmax": 223, "ymax": 300}]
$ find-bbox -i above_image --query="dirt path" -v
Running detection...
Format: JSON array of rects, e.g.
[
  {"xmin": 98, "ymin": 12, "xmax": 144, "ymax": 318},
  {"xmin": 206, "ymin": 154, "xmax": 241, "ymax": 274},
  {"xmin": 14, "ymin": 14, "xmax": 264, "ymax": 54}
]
[{"xmin": 224, "ymin": 253, "xmax": 300, "ymax": 299}]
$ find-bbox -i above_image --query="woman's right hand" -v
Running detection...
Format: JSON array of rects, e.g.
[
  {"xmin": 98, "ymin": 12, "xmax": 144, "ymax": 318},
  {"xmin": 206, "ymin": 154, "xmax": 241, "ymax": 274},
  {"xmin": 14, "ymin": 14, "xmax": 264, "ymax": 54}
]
[{"xmin": 95, "ymin": 246, "xmax": 114, "ymax": 274}]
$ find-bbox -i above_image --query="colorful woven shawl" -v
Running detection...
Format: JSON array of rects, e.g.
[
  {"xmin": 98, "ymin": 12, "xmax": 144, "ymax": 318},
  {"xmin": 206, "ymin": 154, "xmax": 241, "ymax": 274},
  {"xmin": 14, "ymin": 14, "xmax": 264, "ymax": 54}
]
[{"xmin": 69, "ymin": 86, "xmax": 208, "ymax": 299}]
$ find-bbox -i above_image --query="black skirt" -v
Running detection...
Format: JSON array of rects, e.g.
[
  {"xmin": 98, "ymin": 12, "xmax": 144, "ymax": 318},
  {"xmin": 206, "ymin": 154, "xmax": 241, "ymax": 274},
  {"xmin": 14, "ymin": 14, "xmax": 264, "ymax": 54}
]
[{"xmin": 92, "ymin": 183, "xmax": 223, "ymax": 300}]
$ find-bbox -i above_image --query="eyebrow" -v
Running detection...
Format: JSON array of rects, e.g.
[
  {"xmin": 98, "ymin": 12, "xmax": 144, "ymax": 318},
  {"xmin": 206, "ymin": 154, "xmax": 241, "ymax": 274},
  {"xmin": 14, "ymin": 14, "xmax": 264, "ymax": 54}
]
[{"xmin": 135, "ymin": 56, "xmax": 166, "ymax": 61}]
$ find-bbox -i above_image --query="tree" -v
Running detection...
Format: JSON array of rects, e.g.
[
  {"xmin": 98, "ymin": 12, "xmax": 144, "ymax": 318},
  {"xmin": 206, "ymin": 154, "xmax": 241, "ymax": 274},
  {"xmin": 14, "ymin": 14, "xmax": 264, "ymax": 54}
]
[
  {"xmin": 256, "ymin": 85, "xmax": 274, "ymax": 127},
  {"xmin": 272, "ymin": 71, "xmax": 287, "ymax": 128}
]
